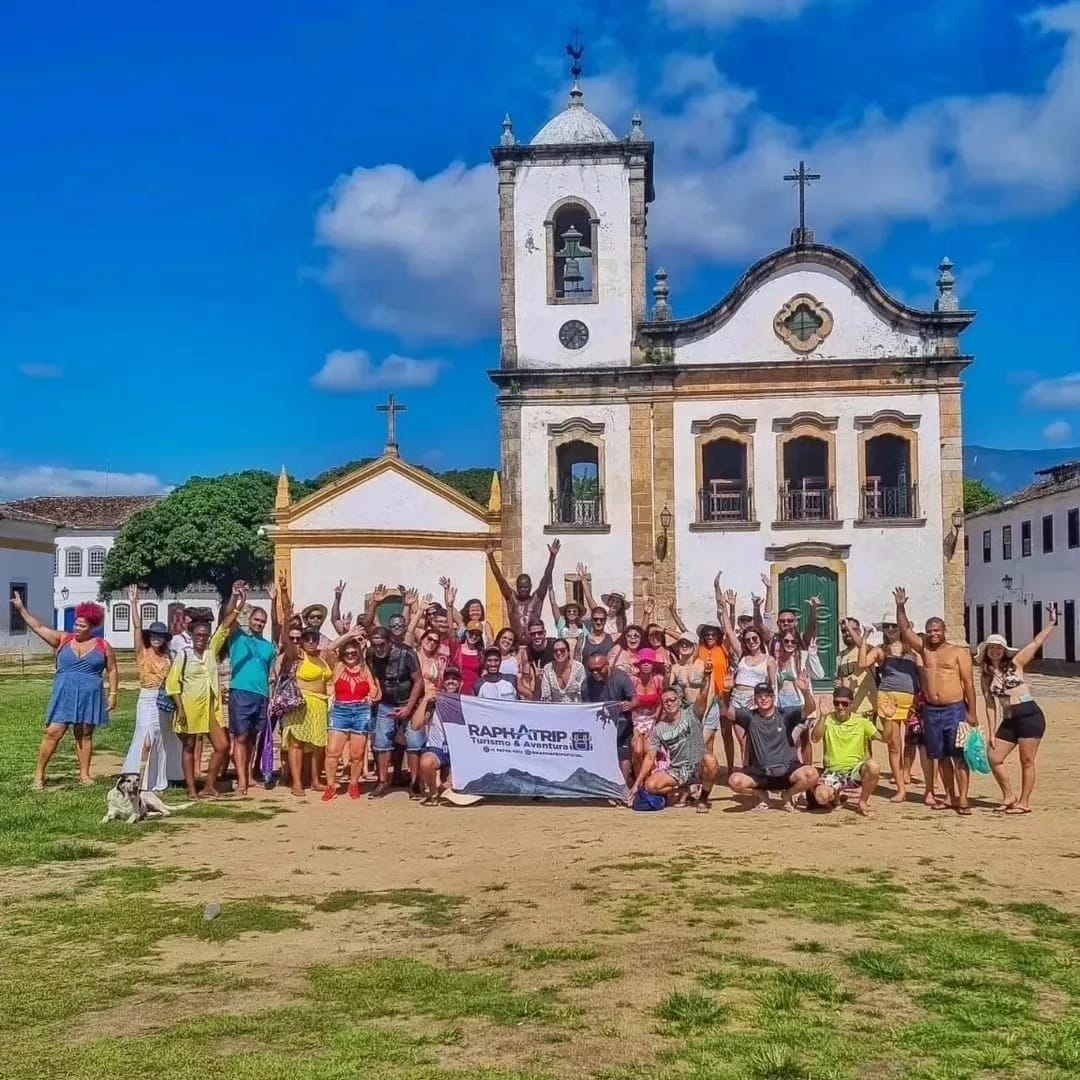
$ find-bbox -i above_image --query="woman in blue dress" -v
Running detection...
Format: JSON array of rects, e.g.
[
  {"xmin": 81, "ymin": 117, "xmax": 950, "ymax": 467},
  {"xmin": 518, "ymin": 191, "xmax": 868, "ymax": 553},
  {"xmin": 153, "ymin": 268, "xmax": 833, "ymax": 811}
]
[{"xmin": 12, "ymin": 594, "xmax": 118, "ymax": 789}]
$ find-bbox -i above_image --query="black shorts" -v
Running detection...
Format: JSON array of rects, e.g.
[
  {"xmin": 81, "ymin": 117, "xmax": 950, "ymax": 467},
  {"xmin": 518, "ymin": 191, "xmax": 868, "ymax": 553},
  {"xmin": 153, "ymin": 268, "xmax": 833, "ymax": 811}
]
[
  {"xmin": 996, "ymin": 701, "xmax": 1046, "ymax": 742},
  {"xmin": 742, "ymin": 767, "xmax": 798, "ymax": 791}
]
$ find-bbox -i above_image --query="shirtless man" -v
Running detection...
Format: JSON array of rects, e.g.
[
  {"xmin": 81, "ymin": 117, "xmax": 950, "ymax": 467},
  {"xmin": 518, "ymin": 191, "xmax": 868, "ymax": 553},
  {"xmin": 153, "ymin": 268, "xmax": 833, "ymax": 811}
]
[
  {"xmin": 485, "ymin": 539, "xmax": 560, "ymax": 643},
  {"xmin": 894, "ymin": 586, "xmax": 978, "ymax": 815}
]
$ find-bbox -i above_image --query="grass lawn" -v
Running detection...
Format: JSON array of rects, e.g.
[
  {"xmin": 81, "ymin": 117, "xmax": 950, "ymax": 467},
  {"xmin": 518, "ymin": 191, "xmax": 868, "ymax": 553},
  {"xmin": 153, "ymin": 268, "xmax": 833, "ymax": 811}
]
[{"xmin": 2, "ymin": 677, "xmax": 1080, "ymax": 1079}]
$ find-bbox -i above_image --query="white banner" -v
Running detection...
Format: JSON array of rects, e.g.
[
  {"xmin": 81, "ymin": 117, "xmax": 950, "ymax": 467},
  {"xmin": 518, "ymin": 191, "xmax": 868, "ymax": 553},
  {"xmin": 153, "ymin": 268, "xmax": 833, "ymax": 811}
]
[{"xmin": 436, "ymin": 693, "xmax": 628, "ymax": 800}]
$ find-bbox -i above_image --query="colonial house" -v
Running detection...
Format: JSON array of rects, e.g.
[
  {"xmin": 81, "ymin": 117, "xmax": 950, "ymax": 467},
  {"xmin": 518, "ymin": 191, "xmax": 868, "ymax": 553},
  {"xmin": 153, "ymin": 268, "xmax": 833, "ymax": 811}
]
[
  {"xmin": 0, "ymin": 503, "xmax": 58, "ymax": 656},
  {"xmin": 964, "ymin": 461, "xmax": 1080, "ymax": 665}
]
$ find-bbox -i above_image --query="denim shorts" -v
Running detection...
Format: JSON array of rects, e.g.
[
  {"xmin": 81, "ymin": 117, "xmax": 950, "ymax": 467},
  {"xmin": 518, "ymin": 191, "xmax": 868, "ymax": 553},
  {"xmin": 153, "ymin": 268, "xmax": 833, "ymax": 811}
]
[
  {"xmin": 423, "ymin": 745, "xmax": 450, "ymax": 768},
  {"xmin": 372, "ymin": 702, "xmax": 426, "ymax": 753},
  {"xmin": 702, "ymin": 699, "xmax": 722, "ymax": 732},
  {"xmin": 330, "ymin": 701, "xmax": 374, "ymax": 736},
  {"xmin": 228, "ymin": 690, "xmax": 267, "ymax": 738}
]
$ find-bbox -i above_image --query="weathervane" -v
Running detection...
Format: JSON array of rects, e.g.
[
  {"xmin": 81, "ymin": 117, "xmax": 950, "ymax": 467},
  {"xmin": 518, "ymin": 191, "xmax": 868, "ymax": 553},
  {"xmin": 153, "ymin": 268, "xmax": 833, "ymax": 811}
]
[
  {"xmin": 566, "ymin": 32, "xmax": 584, "ymax": 82},
  {"xmin": 784, "ymin": 160, "xmax": 821, "ymax": 246}
]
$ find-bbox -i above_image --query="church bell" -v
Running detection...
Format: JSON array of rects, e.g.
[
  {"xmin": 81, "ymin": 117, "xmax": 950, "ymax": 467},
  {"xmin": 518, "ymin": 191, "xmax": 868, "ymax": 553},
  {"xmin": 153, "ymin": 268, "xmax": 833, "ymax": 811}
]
[{"xmin": 557, "ymin": 224, "xmax": 590, "ymax": 292}]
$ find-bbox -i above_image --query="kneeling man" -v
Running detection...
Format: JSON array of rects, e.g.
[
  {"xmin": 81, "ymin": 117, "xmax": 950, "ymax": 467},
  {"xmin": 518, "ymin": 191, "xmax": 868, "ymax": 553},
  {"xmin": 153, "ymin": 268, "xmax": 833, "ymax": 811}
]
[
  {"xmin": 811, "ymin": 683, "xmax": 882, "ymax": 816},
  {"xmin": 627, "ymin": 661, "xmax": 719, "ymax": 813},
  {"xmin": 728, "ymin": 676, "xmax": 819, "ymax": 812}
]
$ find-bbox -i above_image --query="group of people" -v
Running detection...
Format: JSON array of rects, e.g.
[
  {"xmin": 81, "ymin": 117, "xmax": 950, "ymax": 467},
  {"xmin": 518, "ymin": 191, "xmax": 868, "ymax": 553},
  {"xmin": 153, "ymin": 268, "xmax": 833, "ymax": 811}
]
[{"xmin": 12, "ymin": 540, "xmax": 1055, "ymax": 816}]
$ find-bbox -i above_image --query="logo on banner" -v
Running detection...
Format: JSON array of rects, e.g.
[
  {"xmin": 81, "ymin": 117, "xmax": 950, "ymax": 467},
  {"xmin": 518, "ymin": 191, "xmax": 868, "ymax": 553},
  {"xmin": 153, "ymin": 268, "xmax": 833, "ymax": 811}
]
[{"xmin": 571, "ymin": 730, "xmax": 592, "ymax": 752}]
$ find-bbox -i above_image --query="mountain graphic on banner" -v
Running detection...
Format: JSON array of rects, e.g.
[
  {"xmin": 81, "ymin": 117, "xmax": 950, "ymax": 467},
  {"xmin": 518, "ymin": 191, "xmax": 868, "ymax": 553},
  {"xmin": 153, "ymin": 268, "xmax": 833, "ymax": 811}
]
[{"xmin": 459, "ymin": 767, "xmax": 627, "ymax": 800}]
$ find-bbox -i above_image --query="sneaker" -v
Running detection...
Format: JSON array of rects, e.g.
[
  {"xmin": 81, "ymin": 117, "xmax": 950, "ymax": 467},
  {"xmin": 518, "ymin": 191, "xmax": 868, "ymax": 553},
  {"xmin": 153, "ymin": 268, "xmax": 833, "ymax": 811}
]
[
  {"xmin": 348, "ymin": 782, "xmax": 362, "ymax": 800},
  {"xmin": 321, "ymin": 785, "xmax": 338, "ymax": 803}
]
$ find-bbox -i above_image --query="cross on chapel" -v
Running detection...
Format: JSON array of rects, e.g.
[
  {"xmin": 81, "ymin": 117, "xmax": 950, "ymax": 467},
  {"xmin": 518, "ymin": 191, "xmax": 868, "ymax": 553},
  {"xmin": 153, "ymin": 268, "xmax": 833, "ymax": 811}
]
[
  {"xmin": 376, "ymin": 394, "xmax": 407, "ymax": 458},
  {"xmin": 784, "ymin": 160, "xmax": 821, "ymax": 246}
]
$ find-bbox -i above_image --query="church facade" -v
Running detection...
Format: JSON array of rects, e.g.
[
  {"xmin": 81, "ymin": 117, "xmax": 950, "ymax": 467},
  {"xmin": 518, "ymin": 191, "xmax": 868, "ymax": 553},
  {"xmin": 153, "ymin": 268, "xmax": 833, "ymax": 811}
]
[{"xmin": 491, "ymin": 77, "xmax": 974, "ymax": 672}]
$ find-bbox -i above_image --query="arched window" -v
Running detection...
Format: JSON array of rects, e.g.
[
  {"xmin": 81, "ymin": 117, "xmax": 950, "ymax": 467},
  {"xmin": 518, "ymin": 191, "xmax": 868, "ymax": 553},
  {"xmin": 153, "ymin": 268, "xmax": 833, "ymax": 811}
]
[
  {"xmin": 141, "ymin": 603, "xmax": 159, "ymax": 624},
  {"xmin": 546, "ymin": 199, "xmax": 598, "ymax": 304},
  {"xmin": 855, "ymin": 411, "xmax": 921, "ymax": 522},
  {"xmin": 112, "ymin": 604, "xmax": 131, "ymax": 632},
  {"xmin": 64, "ymin": 548, "xmax": 82, "ymax": 577},
  {"xmin": 546, "ymin": 418, "xmax": 608, "ymax": 531},
  {"xmin": 87, "ymin": 547, "xmax": 107, "ymax": 576},
  {"xmin": 774, "ymin": 412, "xmax": 838, "ymax": 523},
  {"xmin": 692, "ymin": 415, "xmax": 757, "ymax": 526}
]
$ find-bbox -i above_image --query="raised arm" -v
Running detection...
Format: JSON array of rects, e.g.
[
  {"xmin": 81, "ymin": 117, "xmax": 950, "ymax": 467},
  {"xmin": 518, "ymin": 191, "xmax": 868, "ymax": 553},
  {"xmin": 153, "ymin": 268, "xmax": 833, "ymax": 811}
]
[
  {"xmin": 1013, "ymin": 603, "xmax": 1059, "ymax": 668},
  {"xmin": 576, "ymin": 563, "xmax": 598, "ymax": 614},
  {"xmin": 485, "ymin": 542, "xmax": 515, "ymax": 606},
  {"xmin": 405, "ymin": 595, "xmax": 428, "ymax": 647},
  {"xmin": 444, "ymin": 583, "xmax": 460, "ymax": 632},
  {"xmin": 330, "ymin": 580, "xmax": 348, "ymax": 635},
  {"xmin": 533, "ymin": 539, "xmax": 561, "ymax": 608},
  {"xmin": 803, "ymin": 596, "xmax": 821, "ymax": 649},
  {"xmin": 694, "ymin": 662, "xmax": 715, "ymax": 722},
  {"xmin": 128, "ymin": 584, "xmax": 145, "ymax": 659},
  {"xmin": 893, "ymin": 587, "xmax": 924, "ymax": 654},
  {"xmin": 667, "ymin": 603, "xmax": 688, "ymax": 635},
  {"xmin": 721, "ymin": 590, "xmax": 741, "ymax": 657},
  {"xmin": 10, "ymin": 590, "xmax": 62, "ymax": 649},
  {"xmin": 268, "ymin": 579, "xmax": 281, "ymax": 644}
]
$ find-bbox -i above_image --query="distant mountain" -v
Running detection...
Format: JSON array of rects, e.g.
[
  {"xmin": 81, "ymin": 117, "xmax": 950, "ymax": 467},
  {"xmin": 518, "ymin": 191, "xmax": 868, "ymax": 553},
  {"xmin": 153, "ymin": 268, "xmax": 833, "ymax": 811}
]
[
  {"xmin": 964, "ymin": 445, "xmax": 1080, "ymax": 498},
  {"xmin": 460, "ymin": 766, "xmax": 627, "ymax": 801}
]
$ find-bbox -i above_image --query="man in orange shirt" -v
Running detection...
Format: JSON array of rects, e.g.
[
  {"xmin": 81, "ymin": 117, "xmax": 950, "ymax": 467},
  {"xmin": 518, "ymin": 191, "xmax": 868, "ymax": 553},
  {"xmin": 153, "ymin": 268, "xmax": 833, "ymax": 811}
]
[{"xmin": 697, "ymin": 572, "xmax": 734, "ymax": 772}]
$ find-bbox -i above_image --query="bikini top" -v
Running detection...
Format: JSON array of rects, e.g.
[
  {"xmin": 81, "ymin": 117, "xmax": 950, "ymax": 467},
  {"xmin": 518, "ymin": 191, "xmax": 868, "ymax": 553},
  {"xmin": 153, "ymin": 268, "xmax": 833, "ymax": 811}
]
[
  {"xmin": 988, "ymin": 668, "xmax": 1026, "ymax": 698},
  {"xmin": 334, "ymin": 667, "xmax": 372, "ymax": 703},
  {"xmin": 297, "ymin": 653, "xmax": 331, "ymax": 683}
]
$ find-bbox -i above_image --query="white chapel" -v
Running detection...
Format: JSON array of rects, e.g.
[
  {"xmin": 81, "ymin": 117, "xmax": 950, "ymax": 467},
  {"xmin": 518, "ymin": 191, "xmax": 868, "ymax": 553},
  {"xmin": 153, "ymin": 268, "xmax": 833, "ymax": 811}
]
[{"xmin": 490, "ymin": 68, "xmax": 974, "ymax": 675}]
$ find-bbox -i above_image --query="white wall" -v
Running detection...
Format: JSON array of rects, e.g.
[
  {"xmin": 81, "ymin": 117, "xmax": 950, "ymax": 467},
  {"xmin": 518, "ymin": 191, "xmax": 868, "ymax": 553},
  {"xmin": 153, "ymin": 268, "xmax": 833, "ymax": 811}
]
[
  {"xmin": 519, "ymin": 401, "xmax": 634, "ymax": 611},
  {"xmin": 965, "ymin": 486, "xmax": 1080, "ymax": 660},
  {"xmin": 291, "ymin": 547, "xmax": 488, "ymax": 623},
  {"xmin": 290, "ymin": 470, "xmax": 488, "ymax": 533},
  {"xmin": 671, "ymin": 391, "xmax": 946, "ymax": 635},
  {"xmin": 1, "ymin": 526, "xmax": 56, "ymax": 655},
  {"xmin": 676, "ymin": 265, "xmax": 938, "ymax": 365},
  {"xmin": 513, "ymin": 160, "xmax": 633, "ymax": 369}
]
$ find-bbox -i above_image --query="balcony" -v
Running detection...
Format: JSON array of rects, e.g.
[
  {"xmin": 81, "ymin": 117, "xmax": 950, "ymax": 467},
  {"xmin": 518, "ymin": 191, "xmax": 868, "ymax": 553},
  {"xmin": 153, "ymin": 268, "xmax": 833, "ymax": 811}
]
[
  {"xmin": 548, "ymin": 487, "xmax": 608, "ymax": 532},
  {"xmin": 693, "ymin": 482, "xmax": 756, "ymax": 529},
  {"xmin": 777, "ymin": 483, "xmax": 836, "ymax": 524},
  {"xmin": 861, "ymin": 482, "xmax": 919, "ymax": 521}
]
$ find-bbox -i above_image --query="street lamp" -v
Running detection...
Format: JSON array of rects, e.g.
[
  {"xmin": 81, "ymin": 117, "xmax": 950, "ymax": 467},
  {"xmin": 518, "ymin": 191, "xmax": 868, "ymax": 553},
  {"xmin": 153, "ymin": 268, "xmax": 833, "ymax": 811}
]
[
  {"xmin": 60, "ymin": 586, "xmax": 69, "ymax": 602},
  {"xmin": 656, "ymin": 505, "xmax": 673, "ymax": 561},
  {"xmin": 1002, "ymin": 574, "xmax": 1013, "ymax": 592}
]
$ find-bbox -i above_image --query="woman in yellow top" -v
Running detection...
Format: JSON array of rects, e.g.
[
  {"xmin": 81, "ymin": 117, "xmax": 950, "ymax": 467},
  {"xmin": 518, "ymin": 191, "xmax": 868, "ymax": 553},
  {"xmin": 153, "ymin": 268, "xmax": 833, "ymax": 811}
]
[
  {"xmin": 281, "ymin": 625, "xmax": 333, "ymax": 797},
  {"xmin": 166, "ymin": 614, "xmax": 232, "ymax": 798}
]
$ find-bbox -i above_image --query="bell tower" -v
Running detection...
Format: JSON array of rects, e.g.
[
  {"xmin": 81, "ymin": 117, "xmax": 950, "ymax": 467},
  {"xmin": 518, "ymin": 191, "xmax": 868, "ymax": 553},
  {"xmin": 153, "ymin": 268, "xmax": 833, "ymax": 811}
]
[{"xmin": 491, "ymin": 51, "xmax": 654, "ymax": 371}]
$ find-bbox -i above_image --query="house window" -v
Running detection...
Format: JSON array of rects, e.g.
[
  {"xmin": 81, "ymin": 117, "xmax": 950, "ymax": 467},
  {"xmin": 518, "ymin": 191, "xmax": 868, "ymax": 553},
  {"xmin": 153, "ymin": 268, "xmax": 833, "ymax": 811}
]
[
  {"xmin": 87, "ymin": 547, "xmax": 106, "ymax": 576},
  {"xmin": 964, "ymin": 603, "xmax": 970, "ymax": 644},
  {"xmin": 546, "ymin": 199, "xmax": 597, "ymax": 303},
  {"xmin": 53, "ymin": 549, "xmax": 58, "ymax": 575},
  {"xmin": 975, "ymin": 605, "xmax": 985, "ymax": 643},
  {"xmin": 9, "ymin": 584, "xmax": 28, "ymax": 635},
  {"xmin": 1069, "ymin": 508, "xmax": 1079, "ymax": 549},
  {"xmin": 990, "ymin": 602, "xmax": 999, "ymax": 635},
  {"xmin": 140, "ymin": 603, "xmax": 159, "ymax": 624},
  {"xmin": 774, "ymin": 413, "xmax": 838, "ymax": 524},
  {"xmin": 112, "ymin": 604, "xmax": 130, "ymax": 632},
  {"xmin": 546, "ymin": 418, "xmax": 607, "ymax": 531},
  {"xmin": 1004, "ymin": 602, "xmax": 1013, "ymax": 643},
  {"xmin": 1042, "ymin": 514, "xmax": 1054, "ymax": 554},
  {"xmin": 693, "ymin": 415, "xmax": 756, "ymax": 526},
  {"xmin": 964, "ymin": 535, "xmax": 969, "ymax": 566},
  {"xmin": 1002, "ymin": 525, "xmax": 1012, "ymax": 560},
  {"xmin": 1021, "ymin": 520, "xmax": 1032, "ymax": 557},
  {"xmin": 65, "ymin": 548, "xmax": 83, "ymax": 577},
  {"xmin": 982, "ymin": 530, "xmax": 991, "ymax": 563},
  {"xmin": 861, "ymin": 433, "xmax": 916, "ymax": 519}
]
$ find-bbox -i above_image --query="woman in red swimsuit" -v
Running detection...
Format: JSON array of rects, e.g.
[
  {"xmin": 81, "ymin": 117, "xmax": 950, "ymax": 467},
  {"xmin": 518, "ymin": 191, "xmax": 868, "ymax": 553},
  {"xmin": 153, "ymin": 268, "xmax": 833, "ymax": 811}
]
[{"xmin": 323, "ymin": 631, "xmax": 380, "ymax": 801}]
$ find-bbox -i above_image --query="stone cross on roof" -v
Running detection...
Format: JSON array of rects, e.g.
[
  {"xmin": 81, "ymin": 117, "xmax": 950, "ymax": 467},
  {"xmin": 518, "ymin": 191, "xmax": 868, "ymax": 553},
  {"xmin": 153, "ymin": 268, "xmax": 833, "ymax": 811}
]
[{"xmin": 376, "ymin": 394, "xmax": 407, "ymax": 458}]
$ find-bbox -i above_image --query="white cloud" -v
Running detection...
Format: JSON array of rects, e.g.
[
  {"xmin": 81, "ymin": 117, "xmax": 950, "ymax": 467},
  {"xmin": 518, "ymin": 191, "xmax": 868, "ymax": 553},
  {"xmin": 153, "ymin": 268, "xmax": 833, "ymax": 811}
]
[
  {"xmin": 1043, "ymin": 419, "xmax": 1074, "ymax": 443},
  {"xmin": 310, "ymin": 349, "xmax": 442, "ymax": 392},
  {"xmin": 656, "ymin": 0, "xmax": 837, "ymax": 26},
  {"xmin": 0, "ymin": 466, "xmax": 171, "ymax": 501},
  {"xmin": 315, "ymin": 2, "xmax": 1080, "ymax": 341},
  {"xmin": 1024, "ymin": 374, "xmax": 1080, "ymax": 409},
  {"xmin": 19, "ymin": 363, "xmax": 63, "ymax": 379}
]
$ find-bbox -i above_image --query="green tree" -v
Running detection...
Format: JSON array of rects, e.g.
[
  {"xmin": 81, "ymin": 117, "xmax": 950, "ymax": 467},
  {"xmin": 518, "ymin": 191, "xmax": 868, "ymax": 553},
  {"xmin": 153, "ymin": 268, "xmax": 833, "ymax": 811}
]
[
  {"xmin": 100, "ymin": 471, "xmax": 284, "ymax": 601},
  {"xmin": 435, "ymin": 467, "xmax": 497, "ymax": 506},
  {"xmin": 963, "ymin": 477, "xmax": 999, "ymax": 514}
]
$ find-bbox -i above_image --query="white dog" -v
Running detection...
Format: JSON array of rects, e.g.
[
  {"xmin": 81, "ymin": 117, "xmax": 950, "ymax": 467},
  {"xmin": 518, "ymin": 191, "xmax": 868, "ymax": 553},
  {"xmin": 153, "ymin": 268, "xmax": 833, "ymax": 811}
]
[{"xmin": 101, "ymin": 774, "xmax": 190, "ymax": 824}]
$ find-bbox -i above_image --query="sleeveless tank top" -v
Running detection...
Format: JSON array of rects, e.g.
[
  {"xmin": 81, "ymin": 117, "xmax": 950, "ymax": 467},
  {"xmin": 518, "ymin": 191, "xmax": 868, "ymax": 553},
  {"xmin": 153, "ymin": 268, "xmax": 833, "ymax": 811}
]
[
  {"xmin": 879, "ymin": 651, "xmax": 919, "ymax": 695},
  {"xmin": 334, "ymin": 666, "xmax": 372, "ymax": 704},
  {"xmin": 734, "ymin": 653, "xmax": 769, "ymax": 688}
]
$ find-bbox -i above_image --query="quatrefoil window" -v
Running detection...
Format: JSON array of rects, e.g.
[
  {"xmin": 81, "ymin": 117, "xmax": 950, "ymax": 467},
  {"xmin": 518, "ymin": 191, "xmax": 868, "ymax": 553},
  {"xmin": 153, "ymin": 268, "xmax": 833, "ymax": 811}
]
[{"xmin": 774, "ymin": 294, "xmax": 834, "ymax": 354}]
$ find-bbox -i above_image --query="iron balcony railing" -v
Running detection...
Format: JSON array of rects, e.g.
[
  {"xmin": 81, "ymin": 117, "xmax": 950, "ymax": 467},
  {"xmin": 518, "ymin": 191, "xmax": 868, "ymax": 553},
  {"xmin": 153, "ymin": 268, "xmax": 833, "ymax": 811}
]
[
  {"xmin": 778, "ymin": 485, "xmax": 835, "ymax": 522},
  {"xmin": 861, "ymin": 483, "xmax": 918, "ymax": 520},
  {"xmin": 698, "ymin": 486, "xmax": 754, "ymax": 523},
  {"xmin": 550, "ymin": 488, "xmax": 606, "ymax": 527}
]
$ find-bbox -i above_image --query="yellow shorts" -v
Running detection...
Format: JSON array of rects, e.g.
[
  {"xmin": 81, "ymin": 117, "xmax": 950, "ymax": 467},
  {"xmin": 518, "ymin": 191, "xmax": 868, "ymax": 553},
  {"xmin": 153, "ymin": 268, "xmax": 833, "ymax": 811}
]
[{"xmin": 877, "ymin": 691, "xmax": 915, "ymax": 724}]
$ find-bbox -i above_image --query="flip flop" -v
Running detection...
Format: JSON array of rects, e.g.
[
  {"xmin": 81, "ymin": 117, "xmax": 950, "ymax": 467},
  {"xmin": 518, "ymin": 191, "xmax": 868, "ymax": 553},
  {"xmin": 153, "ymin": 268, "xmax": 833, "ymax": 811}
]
[
  {"xmin": 993, "ymin": 802, "xmax": 1018, "ymax": 812},
  {"xmin": 955, "ymin": 805, "xmax": 972, "ymax": 816},
  {"xmin": 439, "ymin": 789, "xmax": 484, "ymax": 807},
  {"xmin": 1004, "ymin": 805, "xmax": 1032, "ymax": 815}
]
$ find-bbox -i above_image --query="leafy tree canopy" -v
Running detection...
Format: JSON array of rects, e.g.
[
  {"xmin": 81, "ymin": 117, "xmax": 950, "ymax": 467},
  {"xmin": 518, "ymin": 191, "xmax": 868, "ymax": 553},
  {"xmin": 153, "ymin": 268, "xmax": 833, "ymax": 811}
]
[
  {"xmin": 101, "ymin": 461, "xmax": 498, "ymax": 598},
  {"xmin": 963, "ymin": 477, "xmax": 999, "ymax": 514}
]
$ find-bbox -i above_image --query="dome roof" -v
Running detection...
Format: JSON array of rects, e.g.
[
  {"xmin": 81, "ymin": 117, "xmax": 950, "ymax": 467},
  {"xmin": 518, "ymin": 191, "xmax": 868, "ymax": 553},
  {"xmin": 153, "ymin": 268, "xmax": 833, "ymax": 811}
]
[{"xmin": 532, "ymin": 83, "xmax": 617, "ymax": 145}]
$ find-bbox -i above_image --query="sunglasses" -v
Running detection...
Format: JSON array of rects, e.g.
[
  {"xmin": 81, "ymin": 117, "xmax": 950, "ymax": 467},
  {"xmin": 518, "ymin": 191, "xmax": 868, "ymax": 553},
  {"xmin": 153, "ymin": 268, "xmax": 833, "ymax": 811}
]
[
  {"xmin": 288, "ymin": 635, "xmax": 302, "ymax": 642},
  {"xmin": 881, "ymin": 623, "xmax": 898, "ymax": 630},
  {"xmin": 553, "ymin": 648, "xmax": 570, "ymax": 656}
]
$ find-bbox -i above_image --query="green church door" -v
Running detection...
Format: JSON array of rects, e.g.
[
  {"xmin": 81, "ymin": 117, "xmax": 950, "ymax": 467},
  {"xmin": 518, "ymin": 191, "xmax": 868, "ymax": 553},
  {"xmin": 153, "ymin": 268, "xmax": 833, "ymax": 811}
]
[{"xmin": 778, "ymin": 565, "xmax": 839, "ymax": 688}]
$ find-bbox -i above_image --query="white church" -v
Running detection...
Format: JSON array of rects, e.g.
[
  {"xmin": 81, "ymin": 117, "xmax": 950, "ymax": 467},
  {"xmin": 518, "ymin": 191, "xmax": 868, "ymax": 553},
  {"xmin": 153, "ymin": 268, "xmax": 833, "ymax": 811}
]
[{"xmin": 270, "ymin": 68, "xmax": 974, "ymax": 678}]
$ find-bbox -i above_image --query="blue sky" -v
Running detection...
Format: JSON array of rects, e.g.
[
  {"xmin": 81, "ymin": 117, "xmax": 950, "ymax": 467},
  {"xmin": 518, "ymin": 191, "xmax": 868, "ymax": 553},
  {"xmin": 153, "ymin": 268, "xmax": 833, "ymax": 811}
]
[{"xmin": 2, "ymin": 0, "xmax": 1080, "ymax": 498}]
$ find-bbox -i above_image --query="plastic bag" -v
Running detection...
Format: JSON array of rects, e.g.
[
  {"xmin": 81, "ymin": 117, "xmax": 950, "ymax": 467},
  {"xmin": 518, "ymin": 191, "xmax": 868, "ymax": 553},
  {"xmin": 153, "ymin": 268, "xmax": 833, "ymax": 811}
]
[
  {"xmin": 633, "ymin": 790, "xmax": 666, "ymax": 812},
  {"xmin": 964, "ymin": 727, "xmax": 991, "ymax": 774}
]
